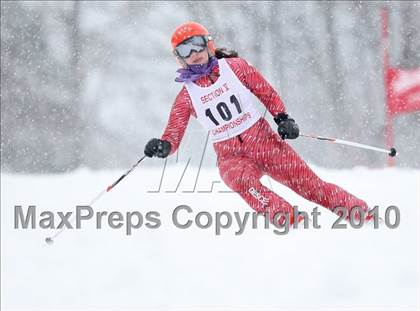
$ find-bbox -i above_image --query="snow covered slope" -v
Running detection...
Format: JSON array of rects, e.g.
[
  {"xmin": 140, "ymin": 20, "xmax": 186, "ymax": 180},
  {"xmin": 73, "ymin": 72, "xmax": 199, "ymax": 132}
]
[{"xmin": 1, "ymin": 165, "xmax": 419, "ymax": 310}]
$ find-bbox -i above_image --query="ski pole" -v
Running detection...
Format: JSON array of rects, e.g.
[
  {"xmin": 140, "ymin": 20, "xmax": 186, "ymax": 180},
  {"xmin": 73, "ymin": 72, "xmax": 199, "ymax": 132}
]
[
  {"xmin": 45, "ymin": 155, "xmax": 147, "ymax": 245},
  {"xmin": 299, "ymin": 133, "xmax": 397, "ymax": 157}
]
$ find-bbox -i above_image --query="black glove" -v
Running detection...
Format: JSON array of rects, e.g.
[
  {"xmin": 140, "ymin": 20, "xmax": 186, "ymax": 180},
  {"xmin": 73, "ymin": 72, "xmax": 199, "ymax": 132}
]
[
  {"xmin": 144, "ymin": 138, "xmax": 171, "ymax": 158},
  {"xmin": 274, "ymin": 113, "xmax": 299, "ymax": 140}
]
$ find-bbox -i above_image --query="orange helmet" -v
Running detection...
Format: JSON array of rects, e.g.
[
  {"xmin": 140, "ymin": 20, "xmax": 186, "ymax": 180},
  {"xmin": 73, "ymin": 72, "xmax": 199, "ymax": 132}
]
[{"xmin": 171, "ymin": 21, "xmax": 215, "ymax": 53}]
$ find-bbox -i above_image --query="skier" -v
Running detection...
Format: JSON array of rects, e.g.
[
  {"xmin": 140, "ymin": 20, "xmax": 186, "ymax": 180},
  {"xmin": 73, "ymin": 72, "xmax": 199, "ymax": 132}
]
[{"xmin": 144, "ymin": 21, "xmax": 369, "ymax": 226}]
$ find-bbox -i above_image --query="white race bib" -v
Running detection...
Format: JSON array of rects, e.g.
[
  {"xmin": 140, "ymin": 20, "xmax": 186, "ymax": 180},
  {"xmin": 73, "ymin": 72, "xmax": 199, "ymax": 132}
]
[{"xmin": 185, "ymin": 58, "xmax": 261, "ymax": 142}]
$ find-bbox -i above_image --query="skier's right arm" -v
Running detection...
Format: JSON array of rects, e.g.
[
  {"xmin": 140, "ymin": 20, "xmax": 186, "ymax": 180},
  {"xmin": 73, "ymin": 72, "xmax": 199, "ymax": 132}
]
[
  {"xmin": 161, "ymin": 87, "xmax": 194, "ymax": 155},
  {"xmin": 144, "ymin": 87, "xmax": 193, "ymax": 158}
]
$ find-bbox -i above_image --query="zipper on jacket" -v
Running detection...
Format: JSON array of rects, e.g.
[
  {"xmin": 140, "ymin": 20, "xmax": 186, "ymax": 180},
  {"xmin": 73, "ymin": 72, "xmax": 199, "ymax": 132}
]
[{"xmin": 208, "ymin": 74, "xmax": 215, "ymax": 84}]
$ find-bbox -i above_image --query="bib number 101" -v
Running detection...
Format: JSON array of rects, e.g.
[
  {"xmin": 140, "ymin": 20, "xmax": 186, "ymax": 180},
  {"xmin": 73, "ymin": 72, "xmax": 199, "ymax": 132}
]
[{"xmin": 205, "ymin": 94, "xmax": 242, "ymax": 126}]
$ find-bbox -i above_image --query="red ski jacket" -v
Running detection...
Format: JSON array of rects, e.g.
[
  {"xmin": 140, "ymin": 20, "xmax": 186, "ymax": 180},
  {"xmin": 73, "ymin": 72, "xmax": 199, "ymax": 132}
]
[{"xmin": 161, "ymin": 57, "xmax": 286, "ymax": 155}]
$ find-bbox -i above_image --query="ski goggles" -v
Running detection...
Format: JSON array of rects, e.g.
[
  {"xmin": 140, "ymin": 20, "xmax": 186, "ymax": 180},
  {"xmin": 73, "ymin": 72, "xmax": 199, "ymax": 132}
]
[{"xmin": 174, "ymin": 36, "xmax": 208, "ymax": 59}]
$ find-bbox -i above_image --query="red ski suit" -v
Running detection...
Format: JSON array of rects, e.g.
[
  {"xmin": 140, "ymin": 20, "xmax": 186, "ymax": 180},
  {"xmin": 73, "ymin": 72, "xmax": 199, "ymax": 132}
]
[{"xmin": 161, "ymin": 57, "xmax": 368, "ymax": 223}]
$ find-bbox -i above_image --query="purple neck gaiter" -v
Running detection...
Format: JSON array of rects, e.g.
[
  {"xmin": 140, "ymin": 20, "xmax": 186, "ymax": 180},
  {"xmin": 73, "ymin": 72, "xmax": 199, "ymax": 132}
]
[{"xmin": 175, "ymin": 56, "xmax": 218, "ymax": 83}]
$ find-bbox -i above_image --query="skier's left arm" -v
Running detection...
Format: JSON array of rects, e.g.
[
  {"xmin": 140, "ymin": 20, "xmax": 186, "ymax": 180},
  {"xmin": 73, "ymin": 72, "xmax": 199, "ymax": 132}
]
[
  {"xmin": 227, "ymin": 57, "xmax": 299, "ymax": 139},
  {"xmin": 227, "ymin": 57, "xmax": 287, "ymax": 116}
]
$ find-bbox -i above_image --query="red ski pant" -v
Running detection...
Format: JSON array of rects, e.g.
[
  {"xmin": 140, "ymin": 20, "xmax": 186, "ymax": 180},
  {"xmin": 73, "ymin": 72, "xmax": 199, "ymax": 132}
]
[{"xmin": 215, "ymin": 120, "xmax": 368, "ymax": 224}]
